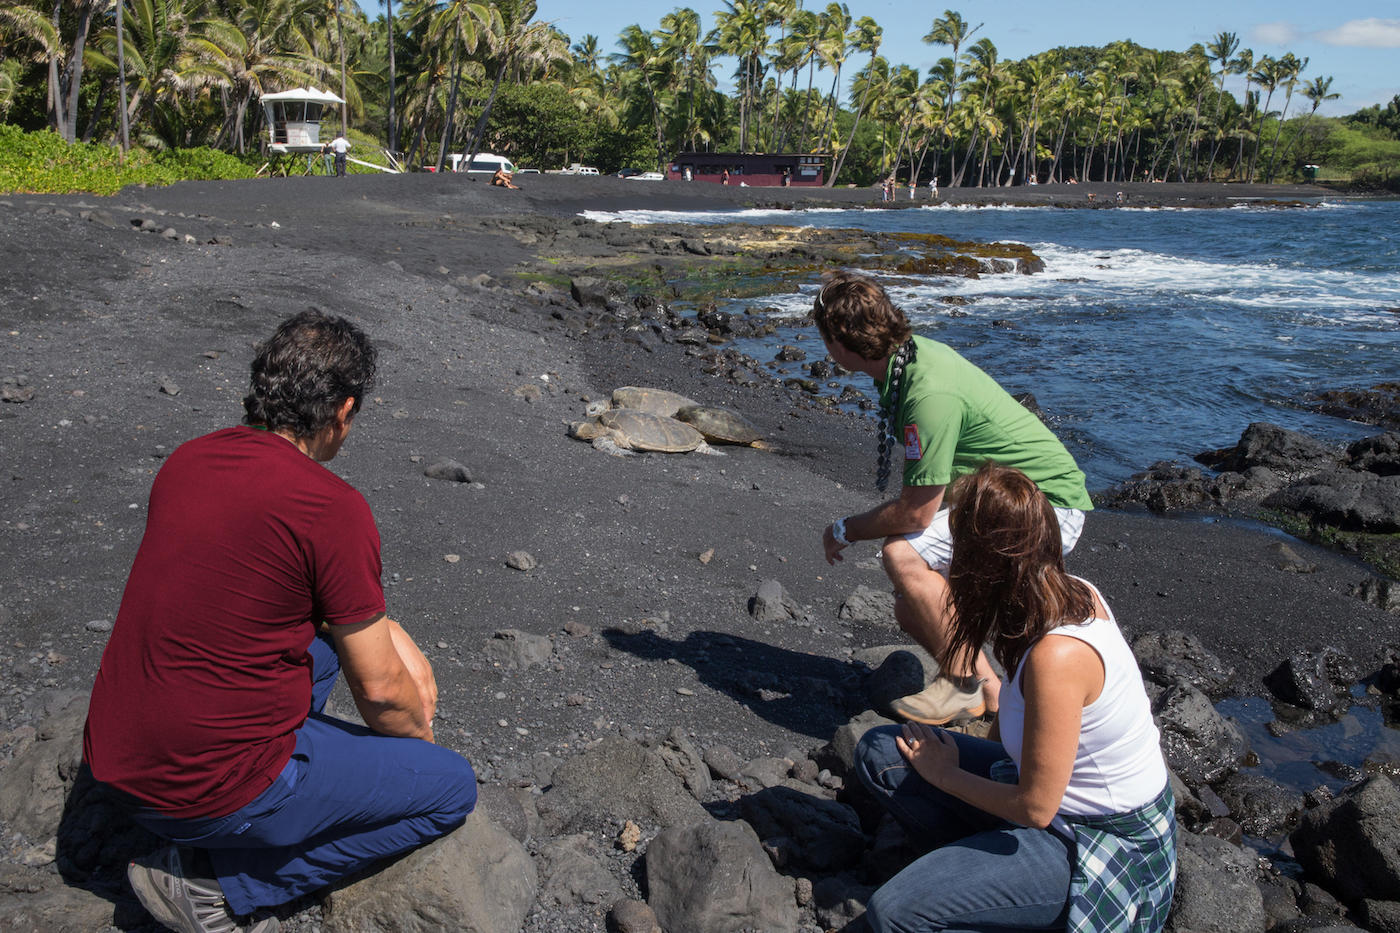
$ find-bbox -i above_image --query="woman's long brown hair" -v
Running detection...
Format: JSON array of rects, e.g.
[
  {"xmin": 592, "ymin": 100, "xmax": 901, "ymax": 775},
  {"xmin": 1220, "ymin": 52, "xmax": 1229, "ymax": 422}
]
[{"xmin": 944, "ymin": 463, "xmax": 1095, "ymax": 678}]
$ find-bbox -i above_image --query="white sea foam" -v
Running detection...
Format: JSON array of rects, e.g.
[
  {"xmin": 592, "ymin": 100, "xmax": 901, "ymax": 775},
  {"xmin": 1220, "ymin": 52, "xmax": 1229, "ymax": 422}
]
[{"xmin": 875, "ymin": 242, "xmax": 1400, "ymax": 320}]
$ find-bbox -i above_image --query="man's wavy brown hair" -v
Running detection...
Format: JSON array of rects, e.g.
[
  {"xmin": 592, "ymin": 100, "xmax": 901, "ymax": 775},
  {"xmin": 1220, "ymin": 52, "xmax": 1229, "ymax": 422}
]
[
  {"xmin": 810, "ymin": 271, "xmax": 912, "ymax": 361},
  {"xmin": 944, "ymin": 462, "xmax": 1095, "ymax": 677}
]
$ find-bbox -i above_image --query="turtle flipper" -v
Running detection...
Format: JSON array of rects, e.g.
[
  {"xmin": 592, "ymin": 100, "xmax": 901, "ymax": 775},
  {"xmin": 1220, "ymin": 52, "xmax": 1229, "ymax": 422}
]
[{"xmin": 592, "ymin": 436, "xmax": 636, "ymax": 458}]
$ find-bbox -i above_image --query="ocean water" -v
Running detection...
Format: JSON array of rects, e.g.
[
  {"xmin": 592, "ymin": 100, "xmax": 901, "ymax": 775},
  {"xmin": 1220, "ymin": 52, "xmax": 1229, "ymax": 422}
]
[{"xmin": 584, "ymin": 200, "xmax": 1400, "ymax": 488}]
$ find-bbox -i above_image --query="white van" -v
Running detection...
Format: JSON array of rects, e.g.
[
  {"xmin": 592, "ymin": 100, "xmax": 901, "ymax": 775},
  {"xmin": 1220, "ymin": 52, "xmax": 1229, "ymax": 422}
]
[{"xmin": 446, "ymin": 152, "xmax": 515, "ymax": 174}]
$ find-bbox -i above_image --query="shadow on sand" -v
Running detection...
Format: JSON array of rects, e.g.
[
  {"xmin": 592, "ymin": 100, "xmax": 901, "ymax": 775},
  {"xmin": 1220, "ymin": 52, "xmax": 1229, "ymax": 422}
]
[{"xmin": 601, "ymin": 627, "xmax": 866, "ymax": 742}]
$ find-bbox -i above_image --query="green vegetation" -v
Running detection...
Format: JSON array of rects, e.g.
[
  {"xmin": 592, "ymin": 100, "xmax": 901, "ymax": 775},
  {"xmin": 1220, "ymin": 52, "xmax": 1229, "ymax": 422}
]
[
  {"xmin": 0, "ymin": 125, "xmax": 255, "ymax": 194},
  {"xmin": 1, "ymin": 1, "xmax": 1396, "ymax": 192},
  {"xmin": 1264, "ymin": 510, "xmax": 1400, "ymax": 583}
]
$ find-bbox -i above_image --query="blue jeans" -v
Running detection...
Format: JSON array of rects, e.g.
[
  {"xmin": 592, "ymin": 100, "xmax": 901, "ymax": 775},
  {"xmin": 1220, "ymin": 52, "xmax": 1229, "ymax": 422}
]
[
  {"xmin": 853, "ymin": 726, "xmax": 1073, "ymax": 932},
  {"xmin": 129, "ymin": 635, "xmax": 476, "ymax": 915}
]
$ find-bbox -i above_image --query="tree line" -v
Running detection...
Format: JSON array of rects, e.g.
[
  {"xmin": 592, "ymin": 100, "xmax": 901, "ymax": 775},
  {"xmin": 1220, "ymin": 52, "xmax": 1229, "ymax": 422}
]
[{"xmin": 1, "ymin": 0, "xmax": 1395, "ymax": 186}]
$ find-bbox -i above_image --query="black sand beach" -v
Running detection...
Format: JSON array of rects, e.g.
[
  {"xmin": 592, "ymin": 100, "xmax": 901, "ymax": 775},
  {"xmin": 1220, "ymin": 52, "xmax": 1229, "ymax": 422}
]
[{"xmin": 0, "ymin": 174, "xmax": 1393, "ymax": 931}]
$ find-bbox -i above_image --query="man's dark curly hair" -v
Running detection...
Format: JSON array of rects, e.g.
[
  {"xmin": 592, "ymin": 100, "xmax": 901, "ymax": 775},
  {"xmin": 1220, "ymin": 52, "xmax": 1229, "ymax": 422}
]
[
  {"xmin": 242, "ymin": 310, "xmax": 377, "ymax": 440},
  {"xmin": 810, "ymin": 271, "xmax": 913, "ymax": 361}
]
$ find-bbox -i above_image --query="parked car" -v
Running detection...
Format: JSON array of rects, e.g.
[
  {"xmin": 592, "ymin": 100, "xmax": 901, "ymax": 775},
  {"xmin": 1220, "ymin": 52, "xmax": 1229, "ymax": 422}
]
[
  {"xmin": 445, "ymin": 152, "xmax": 515, "ymax": 174},
  {"xmin": 626, "ymin": 171, "xmax": 664, "ymax": 181},
  {"xmin": 517, "ymin": 167, "xmax": 541, "ymax": 174},
  {"xmin": 615, "ymin": 168, "xmax": 645, "ymax": 178}
]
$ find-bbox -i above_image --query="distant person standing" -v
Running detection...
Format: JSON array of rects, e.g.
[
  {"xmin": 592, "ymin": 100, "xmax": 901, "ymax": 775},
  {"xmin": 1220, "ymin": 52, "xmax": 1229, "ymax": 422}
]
[
  {"xmin": 721, "ymin": 168, "xmax": 730, "ymax": 186},
  {"xmin": 330, "ymin": 133, "xmax": 350, "ymax": 177},
  {"xmin": 782, "ymin": 168, "xmax": 791, "ymax": 187},
  {"xmin": 930, "ymin": 178, "xmax": 939, "ymax": 200},
  {"xmin": 320, "ymin": 141, "xmax": 334, "ymax": 176},
  {"xmin": 909, "ymin": 180, "xmax": 916, "ymax": 200}
]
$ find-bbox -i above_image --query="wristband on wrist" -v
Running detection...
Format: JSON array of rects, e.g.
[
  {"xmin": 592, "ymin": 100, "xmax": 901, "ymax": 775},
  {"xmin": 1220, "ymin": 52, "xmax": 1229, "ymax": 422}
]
[{"xmin": 831, "ymin": 517, "xmax": 851, "ymax": 546}]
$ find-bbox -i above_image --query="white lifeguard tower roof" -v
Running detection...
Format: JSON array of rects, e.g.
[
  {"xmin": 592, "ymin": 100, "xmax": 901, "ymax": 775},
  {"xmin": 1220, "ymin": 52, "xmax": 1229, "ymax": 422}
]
[{"xmin": 261, "ymin": 87, "xmax": 345, "ymax": 154}]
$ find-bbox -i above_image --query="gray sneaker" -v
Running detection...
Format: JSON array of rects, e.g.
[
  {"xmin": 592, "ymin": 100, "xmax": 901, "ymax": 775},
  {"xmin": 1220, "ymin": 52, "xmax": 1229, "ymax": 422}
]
[
  {"xmin": 888, "ymin": 675, "xmax": 987, "ymax": 725},
  {"xmin": 127, "ymin": 845, "xmax": 278, "ymax": 933}
]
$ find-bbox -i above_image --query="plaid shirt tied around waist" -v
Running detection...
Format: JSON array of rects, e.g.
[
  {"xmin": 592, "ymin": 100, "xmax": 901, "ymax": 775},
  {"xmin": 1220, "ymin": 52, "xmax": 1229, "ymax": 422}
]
[{"xmin": 1061, "ymin": 782, "xmax": 1177, "ymax": 933}]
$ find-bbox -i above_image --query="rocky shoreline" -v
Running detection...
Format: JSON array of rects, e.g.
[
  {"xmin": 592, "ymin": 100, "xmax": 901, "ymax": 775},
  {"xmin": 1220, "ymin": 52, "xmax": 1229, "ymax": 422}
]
[{"xmin": 1, "ymin": 174, "xmax": 1397, "ymax": 933}]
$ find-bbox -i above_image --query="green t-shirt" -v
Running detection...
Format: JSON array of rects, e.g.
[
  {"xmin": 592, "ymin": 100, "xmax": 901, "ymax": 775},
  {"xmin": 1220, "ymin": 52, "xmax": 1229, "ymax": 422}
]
[{"xmin": 878, "ymin": 335, "xmax": 1092, "ymax": 511}]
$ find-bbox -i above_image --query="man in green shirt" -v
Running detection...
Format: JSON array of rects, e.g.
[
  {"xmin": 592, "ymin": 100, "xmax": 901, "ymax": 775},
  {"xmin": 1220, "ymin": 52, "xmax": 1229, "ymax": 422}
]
[{"xmin": 813, "ymin": 272, "xmax": 1092, "ymax": 724}]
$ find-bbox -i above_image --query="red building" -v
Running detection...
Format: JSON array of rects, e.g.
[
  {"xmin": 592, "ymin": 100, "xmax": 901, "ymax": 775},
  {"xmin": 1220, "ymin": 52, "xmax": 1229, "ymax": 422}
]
[{"xmin": 667, "ymin": 152, "xmax": 828, "ymax": 187}]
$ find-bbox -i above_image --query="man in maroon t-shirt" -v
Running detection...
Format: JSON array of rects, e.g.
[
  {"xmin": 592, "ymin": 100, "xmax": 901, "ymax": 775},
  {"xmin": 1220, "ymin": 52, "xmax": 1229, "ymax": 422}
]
[{"xmin": 84, "ymin": 311, "xmax": 476, "ymax": 933}]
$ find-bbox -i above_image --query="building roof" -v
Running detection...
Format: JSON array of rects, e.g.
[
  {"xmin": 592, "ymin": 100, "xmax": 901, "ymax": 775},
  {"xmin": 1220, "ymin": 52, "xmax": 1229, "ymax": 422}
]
[{"xmin": 260, "ymin": 87, "xmax": 345, "ymax": 105}]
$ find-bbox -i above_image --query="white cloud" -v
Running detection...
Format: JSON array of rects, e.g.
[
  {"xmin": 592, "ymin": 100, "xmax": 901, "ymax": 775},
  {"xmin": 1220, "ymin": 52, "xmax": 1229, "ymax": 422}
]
[
  {"xmin": 1314, "ymin": 18, "xmax": 1400, "ymax": 48},
  {"xmin": 1251, "ymin": 21, "xmax": 1301, "ymax": 46}
]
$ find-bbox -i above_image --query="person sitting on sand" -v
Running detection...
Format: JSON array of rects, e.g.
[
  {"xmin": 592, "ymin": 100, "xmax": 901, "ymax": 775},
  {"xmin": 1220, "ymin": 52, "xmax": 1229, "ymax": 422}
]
[
  {"xmin": 84, "ymin": 310, "xmax": 476, "ymax": 933},
  {"xmin": 492, "ymin": 166, "xmax": 519, "ymax": 189},
  {"xmin": 813, "ymin": 272, "xmax": 1092, "ymax": 726},
  {"xmin": 853, "ymin": 463, "xmax": 1176, "ymax": 933}
]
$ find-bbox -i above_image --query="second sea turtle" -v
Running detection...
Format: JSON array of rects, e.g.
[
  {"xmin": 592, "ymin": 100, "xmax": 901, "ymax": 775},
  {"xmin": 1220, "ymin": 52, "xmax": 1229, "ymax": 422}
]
[{"xmin": 674, "ymin": 405, "xmax": 764, "ymax": 446}]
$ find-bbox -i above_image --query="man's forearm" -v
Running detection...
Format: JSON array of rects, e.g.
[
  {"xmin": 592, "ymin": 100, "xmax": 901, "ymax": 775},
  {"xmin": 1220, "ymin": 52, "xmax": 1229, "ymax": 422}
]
[
  {"xmin": 845, "ymin": 484, "xmax": 945, "ymax": 541},
  {"xmin": 351, "ymin": 671, "xmax": 431, "ymax": 741},
  {"xmin": 846, "ymin": 498, "xmax": 929, "ymax": 540}
]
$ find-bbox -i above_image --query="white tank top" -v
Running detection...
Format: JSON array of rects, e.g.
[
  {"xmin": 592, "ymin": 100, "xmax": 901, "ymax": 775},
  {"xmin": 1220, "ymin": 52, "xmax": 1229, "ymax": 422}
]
[{"xmin": 997, "ymin": 579, "xmax": 1168, "ymax": 817}]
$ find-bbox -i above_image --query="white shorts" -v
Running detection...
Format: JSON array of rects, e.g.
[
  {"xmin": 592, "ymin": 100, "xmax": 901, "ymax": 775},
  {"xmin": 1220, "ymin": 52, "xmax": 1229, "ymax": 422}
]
[{"xmin": 904, "ymin": 506, "xmax": 1086, "ymax": 573}]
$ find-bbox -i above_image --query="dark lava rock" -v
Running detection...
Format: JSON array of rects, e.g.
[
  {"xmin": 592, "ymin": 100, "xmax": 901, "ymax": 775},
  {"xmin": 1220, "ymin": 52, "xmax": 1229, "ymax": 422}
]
[
  {"xmin": 774, "ymin": 345, "xmax": 806, "ymax": 362},
  {"xmin": 1152, "ymin": 681, "xmax": 1249, "ymax": 787},
  {"xmin": 1216, "ymin": 772, "xmax": 1305, "ymax": 838},
  {"xmin": 645, "ymin": 820, "xmax": 798, "ymax": 933},
  {"xmin": 739, "ymin": 783, "xmax": 865, "ymax": 871},
  {"xmin": 1263, "ymin": 472, "xmax": 1400, "ymax": 533},
  {"xmin": 1291, "ymin": 775, "xmax": 1400, "ymax": 904},
  {"xmin": 1304, "ymin": 383, "xmax": 1400, "ymax": 432},
  {"xmin": 423, "ymin": 457, "xmax": 473, "ymax": 483},
  {"xmin": 1197, "ymin": 422, "xmax": 1340, "ymax": 476},
  {"xmin": 1131, "ymin": 629, "xmax": 1236, "ymax": 698},
  {"xmin": 1170, "ymin": 829, "xmax": 1268, "ymax": 933},
  {"xmin": 1264, "ymin": 648, "xmax": 1360, "ymax": 713},
  {"xmin": 1348, "ymin": 433, "xmax": 1400, "ymax": 476}
]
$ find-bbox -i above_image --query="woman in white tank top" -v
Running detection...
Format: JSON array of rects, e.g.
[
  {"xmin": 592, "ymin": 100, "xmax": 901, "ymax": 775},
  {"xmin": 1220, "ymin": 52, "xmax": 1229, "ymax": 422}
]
[{"xmin": 854, "ymin": 463, "xmax": 1176, "ymax": 933}]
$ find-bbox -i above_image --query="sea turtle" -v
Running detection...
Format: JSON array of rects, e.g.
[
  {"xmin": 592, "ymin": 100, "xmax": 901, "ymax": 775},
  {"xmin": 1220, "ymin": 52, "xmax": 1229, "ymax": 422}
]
[
  {"xmin": 569, "ymin": 408, "xmax": 705, "ymax": 457},
  {"xmin": 610, "ymin": 386, "xmax": 699, "ymax": 418},
  {"xmin": 674, "ymin": 405, "xmax": 764, "ymax": 446}
]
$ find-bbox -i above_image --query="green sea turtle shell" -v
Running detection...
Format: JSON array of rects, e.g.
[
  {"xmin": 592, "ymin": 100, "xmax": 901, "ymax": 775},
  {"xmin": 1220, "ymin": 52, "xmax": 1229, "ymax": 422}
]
[
  {"xmin": 611, "ymin": 386, "xmax": 699, "ymax": 418},
  {"xmin": 599, "ymin": 409, "xmax": 704, "ymax": 452},
  {"xmin": 674, "ymin": 405, "xmax": 763, "ymax": 445}
]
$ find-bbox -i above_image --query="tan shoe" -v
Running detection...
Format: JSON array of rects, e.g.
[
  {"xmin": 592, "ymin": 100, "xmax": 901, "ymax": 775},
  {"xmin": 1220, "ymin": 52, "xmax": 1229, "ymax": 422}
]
[{"xmin": 889, "ymin": 675, "xmax": 987, "ymax": 725}]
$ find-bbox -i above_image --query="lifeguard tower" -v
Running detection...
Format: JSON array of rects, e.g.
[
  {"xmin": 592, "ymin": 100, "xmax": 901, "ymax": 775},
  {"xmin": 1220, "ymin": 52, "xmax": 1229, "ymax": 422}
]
[{"xmin": 256, "ymin": 87, "xmax": 344, "ymax": 175}]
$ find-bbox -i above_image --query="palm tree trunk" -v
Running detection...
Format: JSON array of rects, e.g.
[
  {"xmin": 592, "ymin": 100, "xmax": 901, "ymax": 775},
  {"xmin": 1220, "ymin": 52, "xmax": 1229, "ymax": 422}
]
[
  {"xmin": 116, "ymin": 0, "xmax": 129, "ymax": 153},
  {"xmin": 436, "ymin": 24, "xmax": 464, "ymax": 173},
  {"xmin": 386, "ymin": 0, "xmax": 398, "ymax": 150},
  {"xmin": 335, "ymin": 0, "xmax": 349, "ymax": 135},
  {"xmin": 827, "ymin": 76, "xmax": 873, "ymax": 187}
]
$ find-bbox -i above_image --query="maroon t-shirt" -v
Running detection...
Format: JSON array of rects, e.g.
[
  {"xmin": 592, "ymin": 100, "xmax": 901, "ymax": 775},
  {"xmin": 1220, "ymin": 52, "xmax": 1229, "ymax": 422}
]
[{"xmin": 83, "ymin": 426, "xmax": 386, "ymax": 818}]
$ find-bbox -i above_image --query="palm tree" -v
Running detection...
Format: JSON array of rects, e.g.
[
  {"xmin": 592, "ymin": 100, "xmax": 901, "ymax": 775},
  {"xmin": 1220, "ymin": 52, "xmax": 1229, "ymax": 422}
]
[
  {"xmin": 826, "ymin": 14, "xmax": 879, "ymax": 185},
  {"xmin": 713, "ymin": 0, "xmax": 768, "ymax": 151},
  {"xmin": 1, "ymin": 0, "xmax": 100, "ymax": 141},
  {"xmin": 923, "ymin": 9, "xmax": 981, "ymax": 185},
  {"xmin": 423, "ymin": 0, "xmax": 496, "ymax": 171},
  {"xmin": 657, "ymin": 9, "xmax": 715, "ymax": 154},
  {"xmin": 378, "ymin": 0, "xmax": 398, "ymax": 150},
  {"xmin": 1264, "ymin": 52, "xmax": 1306, "ymax": 182},
  {"xmin": 1276, "ymin": 74, "xmax": 1338, "ymax": 175},
  {"xmin": 1246, "ymin": 53, "xmax": 1279, "ymax": 182},
  {"xmin": 812, "ymin": 2, "xmax": 850, "ymax": 154},
  {"xmin": 1202, "ymin": 30, "xmax": 1237, "ymax": 179},
  {"xmin": 461, "ymin": 1, "xmax": 566, "ymax": 166},
  {"xmin": 200, "ymin": 0, "xmax": 330, "ymax": 153}
]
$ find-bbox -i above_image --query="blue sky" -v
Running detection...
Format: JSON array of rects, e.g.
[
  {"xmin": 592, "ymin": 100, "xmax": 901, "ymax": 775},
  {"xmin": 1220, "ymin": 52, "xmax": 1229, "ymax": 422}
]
[{"xmin": 529, "ymin": 0, "xmax": 1399, "ymax": 118}]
